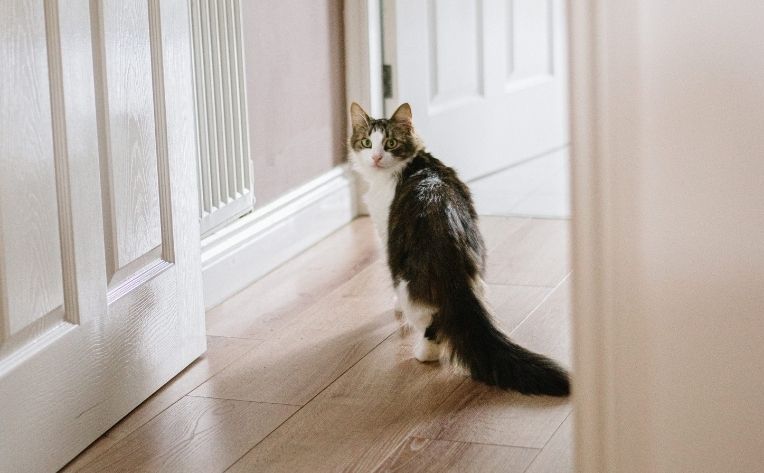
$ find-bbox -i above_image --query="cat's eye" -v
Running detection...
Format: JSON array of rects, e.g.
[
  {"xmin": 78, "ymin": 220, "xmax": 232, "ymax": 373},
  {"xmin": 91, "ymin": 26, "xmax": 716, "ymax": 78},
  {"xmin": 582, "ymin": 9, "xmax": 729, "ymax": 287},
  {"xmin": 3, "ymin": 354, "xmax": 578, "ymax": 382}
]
[
  {"xmin": 360, "ymin": 138, "xmax": 372, "ymax": 148},
  {"xmin": 386, "ymin": 139, "xmax": 398, "ymax": 149}
]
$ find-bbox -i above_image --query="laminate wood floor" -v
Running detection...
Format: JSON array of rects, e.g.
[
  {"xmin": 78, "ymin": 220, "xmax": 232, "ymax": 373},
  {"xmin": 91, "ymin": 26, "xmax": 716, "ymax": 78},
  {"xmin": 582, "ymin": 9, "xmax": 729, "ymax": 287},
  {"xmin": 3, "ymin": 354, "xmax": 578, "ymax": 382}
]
[{"xmin": 61, "ymin": 216, "xmax": 573, "ymax": 473}]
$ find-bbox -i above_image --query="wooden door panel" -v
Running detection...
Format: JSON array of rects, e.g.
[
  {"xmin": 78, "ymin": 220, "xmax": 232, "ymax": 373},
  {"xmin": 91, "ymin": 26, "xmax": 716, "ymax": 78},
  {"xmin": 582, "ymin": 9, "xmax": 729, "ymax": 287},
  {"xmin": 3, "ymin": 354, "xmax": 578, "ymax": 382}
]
[
  {"xmin": 96, "ymin": 0, "xmax": 164, "ymax": 274},
  {"xmin": 0, "ymin": 1, "xmax": 205, "ymax": 471},
  {"xmin": 428, "ymin": 0, "xmax": 484, "ymax": 107},
  {"xmin": 508, "ymin": 0, "xmax": 554, "ymax": 83},
  {"xmin": 92, "ymin": 0, "xmax": 178, "ymax": 298},
  {"xmin": 0, "ymin": 1, "xmax": 65, "ymax": 344},
  {"xmin": 385, "ymin": 0, "xmax": 568, "ymax": 181}
]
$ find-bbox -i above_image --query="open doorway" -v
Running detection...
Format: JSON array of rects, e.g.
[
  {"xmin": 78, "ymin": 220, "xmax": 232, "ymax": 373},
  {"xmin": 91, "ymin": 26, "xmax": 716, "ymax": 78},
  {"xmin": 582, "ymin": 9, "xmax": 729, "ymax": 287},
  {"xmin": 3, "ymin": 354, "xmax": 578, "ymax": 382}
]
[
  {"xmin": 360, "ymin": 0, "xmax": 574, "ymax": 470},
  {"xmin": 191, "ymin": 1, "xmax": 573, "ymax": 469}
]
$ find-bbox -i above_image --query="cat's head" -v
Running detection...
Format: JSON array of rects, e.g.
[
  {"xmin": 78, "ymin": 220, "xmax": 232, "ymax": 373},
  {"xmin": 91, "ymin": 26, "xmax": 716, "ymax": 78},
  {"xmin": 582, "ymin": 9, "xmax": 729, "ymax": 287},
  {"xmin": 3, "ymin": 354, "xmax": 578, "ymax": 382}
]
[{"xmin": 348, "ymin": 102, "xmax": 423, "ymax": 177}]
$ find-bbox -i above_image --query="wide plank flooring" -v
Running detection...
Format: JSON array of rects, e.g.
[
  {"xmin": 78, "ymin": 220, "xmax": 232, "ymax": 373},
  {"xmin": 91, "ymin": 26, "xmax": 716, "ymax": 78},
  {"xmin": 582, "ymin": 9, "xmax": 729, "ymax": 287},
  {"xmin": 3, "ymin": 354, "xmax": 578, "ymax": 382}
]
[{"xmin": 61, "ymin": 216, "xmax": 572, "ymax": 473}]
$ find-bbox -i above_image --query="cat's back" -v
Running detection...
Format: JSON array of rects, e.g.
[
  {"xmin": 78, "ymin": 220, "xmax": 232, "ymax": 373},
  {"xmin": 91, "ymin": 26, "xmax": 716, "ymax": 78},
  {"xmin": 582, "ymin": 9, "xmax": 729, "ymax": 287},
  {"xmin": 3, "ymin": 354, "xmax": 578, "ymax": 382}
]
[
  {"xmin": 395, "ymin": 152, "xmax": 474, "ymax": 215},
  {"xmin": 389, "ymin": 151, "xmax": 485, "ymax": 275}
]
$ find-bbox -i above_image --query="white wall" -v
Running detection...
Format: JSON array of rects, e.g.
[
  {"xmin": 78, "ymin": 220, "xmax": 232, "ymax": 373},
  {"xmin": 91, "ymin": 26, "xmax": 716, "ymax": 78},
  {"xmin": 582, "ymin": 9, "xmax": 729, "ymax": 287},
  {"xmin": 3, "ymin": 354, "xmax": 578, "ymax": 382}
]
[{"xmin": 570, "ymin": 1, "xmax": 764, "ymax": 472}]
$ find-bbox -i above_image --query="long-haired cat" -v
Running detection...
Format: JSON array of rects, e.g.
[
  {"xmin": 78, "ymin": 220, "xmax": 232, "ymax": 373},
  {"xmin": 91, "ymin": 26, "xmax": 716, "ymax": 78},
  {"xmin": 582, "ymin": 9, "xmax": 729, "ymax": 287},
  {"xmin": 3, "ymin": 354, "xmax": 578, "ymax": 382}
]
[{"xmin": 349, "ymin": 102, "xmax": 570, "ymax": 396}]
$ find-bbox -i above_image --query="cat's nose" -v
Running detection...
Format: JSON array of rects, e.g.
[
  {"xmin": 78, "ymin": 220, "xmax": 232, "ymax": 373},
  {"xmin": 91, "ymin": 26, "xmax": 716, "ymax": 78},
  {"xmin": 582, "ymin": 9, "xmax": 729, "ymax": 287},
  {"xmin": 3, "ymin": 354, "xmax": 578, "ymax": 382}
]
[{"xmin": 372, "ymin": 154, "xmax": 383, "ymax": 164}]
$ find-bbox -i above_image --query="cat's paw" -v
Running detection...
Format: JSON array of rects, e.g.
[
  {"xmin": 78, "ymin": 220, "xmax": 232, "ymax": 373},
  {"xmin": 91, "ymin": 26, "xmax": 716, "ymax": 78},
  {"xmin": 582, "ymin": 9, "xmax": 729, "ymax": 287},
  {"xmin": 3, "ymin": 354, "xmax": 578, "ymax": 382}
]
[{"xmin": 413, "ymin": 338, "xmax": 441, "ymax": 362}]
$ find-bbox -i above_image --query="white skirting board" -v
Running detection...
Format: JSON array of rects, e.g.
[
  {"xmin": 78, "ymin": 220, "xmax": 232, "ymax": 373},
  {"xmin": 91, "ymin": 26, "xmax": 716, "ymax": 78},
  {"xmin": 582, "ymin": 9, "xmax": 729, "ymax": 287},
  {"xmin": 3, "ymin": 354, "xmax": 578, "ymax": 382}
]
[{"xmin": 201, "ymin": 165, "xmax": 359, "ymax": 310}]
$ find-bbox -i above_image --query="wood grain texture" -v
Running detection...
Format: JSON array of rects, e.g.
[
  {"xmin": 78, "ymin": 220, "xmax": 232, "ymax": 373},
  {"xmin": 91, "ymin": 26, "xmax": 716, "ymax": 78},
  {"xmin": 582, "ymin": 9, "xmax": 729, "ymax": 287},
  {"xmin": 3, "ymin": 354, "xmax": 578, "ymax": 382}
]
[
  {"xmin": 192, "ymin": 261, "xmax": 398, "ymax": 404},
  {"xmin": 99, "ymin": 0, "xmax": 163, "ymax": 270},
  {"xmin": 0, "ymin": 2, "xmax": 207, "ymax": 471},
  {"xmin": 371, "ymin": 437, "xmax": 538, "ymax": 473},
  {"xmin": 0, "ymin": 0, "xmax": 64, "ymax": 338},
  {"xmin": 153, "ymin": 0, "xmax": 207, "ymax": 357},
  {"xmin": 485, "ymin": 218, "xmax": 569, "ymax": 287},
  {"xmin": 525, "ymin": 413, "xmax": 574, "ymax": 473},
  {"xmin": 61, "ymin": 335, "xmax": 259, "ymax": 472},
  {"xmin": 52, "ymin": 0, "xmax": 108, "ymax": 328},
  {"xmin": 76, "ymin": 396, "xmax": 296, "ymax": 473},
  {"xmin": 205, "ymin": 217, "xmax": 380, "ymax": 338},
  {"xmin": 225, "ymin": 331, "xmax": 466, "ymax": 473},
  {"xmin": 414, "ymin": 278, "xmax": 572, "ymax": 448},
  {"xmin": 414, "ymin": 380, "xmax": 571, "ymax": 449}
]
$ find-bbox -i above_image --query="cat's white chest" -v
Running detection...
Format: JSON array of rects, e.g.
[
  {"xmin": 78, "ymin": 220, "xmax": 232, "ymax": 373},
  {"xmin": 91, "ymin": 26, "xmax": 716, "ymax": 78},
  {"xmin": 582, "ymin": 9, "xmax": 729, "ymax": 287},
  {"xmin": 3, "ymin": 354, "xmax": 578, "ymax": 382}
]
[{"xmin": 364, "ymin": 177, "xmax": 398, "ymax": 247}]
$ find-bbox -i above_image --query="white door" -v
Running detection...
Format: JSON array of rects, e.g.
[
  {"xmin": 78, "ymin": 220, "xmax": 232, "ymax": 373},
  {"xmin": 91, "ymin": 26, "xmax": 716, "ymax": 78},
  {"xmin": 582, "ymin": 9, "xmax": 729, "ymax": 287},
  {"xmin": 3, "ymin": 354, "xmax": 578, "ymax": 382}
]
[
  {"xmin": 0, "ymin": 1, "xmax": 205, "ymax": 472},
  {"xmin": 383, "ymin": 0, "xmax": 568, "ymax": 181}
]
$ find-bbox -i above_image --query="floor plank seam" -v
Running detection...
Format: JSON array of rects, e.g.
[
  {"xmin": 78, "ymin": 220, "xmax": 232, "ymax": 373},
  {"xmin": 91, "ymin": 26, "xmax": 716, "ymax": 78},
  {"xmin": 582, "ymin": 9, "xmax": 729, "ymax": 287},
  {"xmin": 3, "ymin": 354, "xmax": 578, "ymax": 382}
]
[
  {"xmin": 205, "ymin": 222, "xmax": 367, "ymax": 314},
  {"xmin": 63, "ymin": 338, "xmax": 268, "ymax": 472},
  {"xmin": 184, "ymin": 393, "xmax": 302, "ymax": 407},
  {"xmin": 221, "ymin": 410, "xmax": 304, "ymax": 473},
  {"xmin": 521, "ymin": 410, "xmax": 573, "ymax": 473},
  {"xmin": 509, "ymin": 273, "xmax": 571, "ymax": 337},
  {"xmin": 205, "ymin": 218, "xmax": 380, "ymax": 318},
  {"xmin": 412, "ymin": 436, "xmax": 545, "ymax": 451},
  {"xmin": 212, "ymin": 252, "xmax": 384, "ymax": 339},
  {"xmin": 221, "ymin": 329, "xmax": 401, "ymax": 473},
  {"xmin": 360, "ymin": 377, "xmax": 472, "ymax": 472},
  {"xmin": 205, "ymin": 334, "xmax": 267, "ymax": 342},
  {"xmin": 205, "ymin": 257, "xmax": 381, "ymax": 340}
]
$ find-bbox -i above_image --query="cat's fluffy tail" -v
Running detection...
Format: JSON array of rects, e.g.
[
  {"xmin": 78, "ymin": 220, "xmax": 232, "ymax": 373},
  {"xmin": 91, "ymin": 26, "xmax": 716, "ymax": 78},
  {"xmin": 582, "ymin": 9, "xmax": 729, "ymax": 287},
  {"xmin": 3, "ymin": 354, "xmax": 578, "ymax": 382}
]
[{"xmin": 437, "ymin": 285, "xmax": 570, "ymax": 396}]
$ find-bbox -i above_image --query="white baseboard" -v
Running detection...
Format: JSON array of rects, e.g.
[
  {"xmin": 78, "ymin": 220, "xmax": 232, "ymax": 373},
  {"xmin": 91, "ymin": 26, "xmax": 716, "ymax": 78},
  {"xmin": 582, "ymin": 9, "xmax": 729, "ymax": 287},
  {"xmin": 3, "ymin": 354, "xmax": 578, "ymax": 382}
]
[{"xmin": 201, "ymin": 165, "xmax": 359, "ymax": 310}]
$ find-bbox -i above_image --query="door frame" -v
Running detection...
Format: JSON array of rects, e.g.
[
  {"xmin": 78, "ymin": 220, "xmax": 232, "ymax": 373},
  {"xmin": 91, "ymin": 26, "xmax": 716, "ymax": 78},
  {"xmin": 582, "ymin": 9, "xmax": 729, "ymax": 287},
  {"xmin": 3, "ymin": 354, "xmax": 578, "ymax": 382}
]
[
  {"xmin": 343, "ymin": 0, "xmax": 385, "ymax": 122},
  {"xmin": 343, "ymin": 0, "xmax": 384, "ymax": 214},
  {"xmin": 568, "ymin": 0, "xmax": 642, "ymax": 471}
]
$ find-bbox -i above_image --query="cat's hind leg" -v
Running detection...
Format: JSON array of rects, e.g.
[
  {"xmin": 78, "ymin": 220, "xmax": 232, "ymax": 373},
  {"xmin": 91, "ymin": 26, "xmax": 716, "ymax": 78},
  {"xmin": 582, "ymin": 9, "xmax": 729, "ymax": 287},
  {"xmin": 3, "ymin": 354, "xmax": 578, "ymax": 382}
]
[
  {"xmin": 414, "ymin": 321, "xmax": 441, "ymax": 362},
  {"xmin": 396, "ymin": 281, "xmax": 441, "ymax": 362}
]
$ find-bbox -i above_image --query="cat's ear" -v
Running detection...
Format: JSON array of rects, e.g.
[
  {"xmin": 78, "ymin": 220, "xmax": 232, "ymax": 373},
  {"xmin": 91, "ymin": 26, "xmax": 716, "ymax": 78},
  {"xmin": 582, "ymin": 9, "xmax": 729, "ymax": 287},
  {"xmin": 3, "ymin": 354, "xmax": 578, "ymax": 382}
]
[
  {"xmin": 390, "ymin": 103, "xmax": 413, "ymax": 125},
  {"xmin": 350, "ymin": 102, "xmax": 370, "ymax": 129}
]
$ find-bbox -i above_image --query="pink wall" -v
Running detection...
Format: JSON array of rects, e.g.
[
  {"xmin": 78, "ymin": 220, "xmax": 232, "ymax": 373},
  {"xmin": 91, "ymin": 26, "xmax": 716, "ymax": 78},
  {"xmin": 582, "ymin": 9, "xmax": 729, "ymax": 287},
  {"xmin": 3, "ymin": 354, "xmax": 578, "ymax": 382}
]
[{"xmin": 241, "ymin": 0, "xmax": 347, "ymax": 207}]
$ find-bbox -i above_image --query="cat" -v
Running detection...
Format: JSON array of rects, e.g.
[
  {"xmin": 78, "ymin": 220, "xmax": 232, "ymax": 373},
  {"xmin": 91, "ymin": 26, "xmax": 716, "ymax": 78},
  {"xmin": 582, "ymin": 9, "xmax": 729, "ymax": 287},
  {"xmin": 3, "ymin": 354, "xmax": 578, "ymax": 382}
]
[{"xmin": 348, "ymin": 102, "xmax": 570, "ymax": 396}]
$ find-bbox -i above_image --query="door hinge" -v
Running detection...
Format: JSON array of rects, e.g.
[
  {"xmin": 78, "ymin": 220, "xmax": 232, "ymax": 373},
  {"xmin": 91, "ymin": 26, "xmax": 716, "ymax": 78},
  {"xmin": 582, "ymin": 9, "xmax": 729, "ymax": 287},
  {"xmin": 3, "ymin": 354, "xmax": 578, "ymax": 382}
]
[{"xmin": 382, "ymin": 64, "xmax": 393, "ymax": 99}]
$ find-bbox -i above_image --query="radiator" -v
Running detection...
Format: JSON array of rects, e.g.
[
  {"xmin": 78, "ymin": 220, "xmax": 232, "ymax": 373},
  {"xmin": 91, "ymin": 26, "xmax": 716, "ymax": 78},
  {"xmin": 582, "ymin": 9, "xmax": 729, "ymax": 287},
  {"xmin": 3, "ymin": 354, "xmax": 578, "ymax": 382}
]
[{"xmin": 190, "ymin": 0, "xmax": 254, "ymax": 236}]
